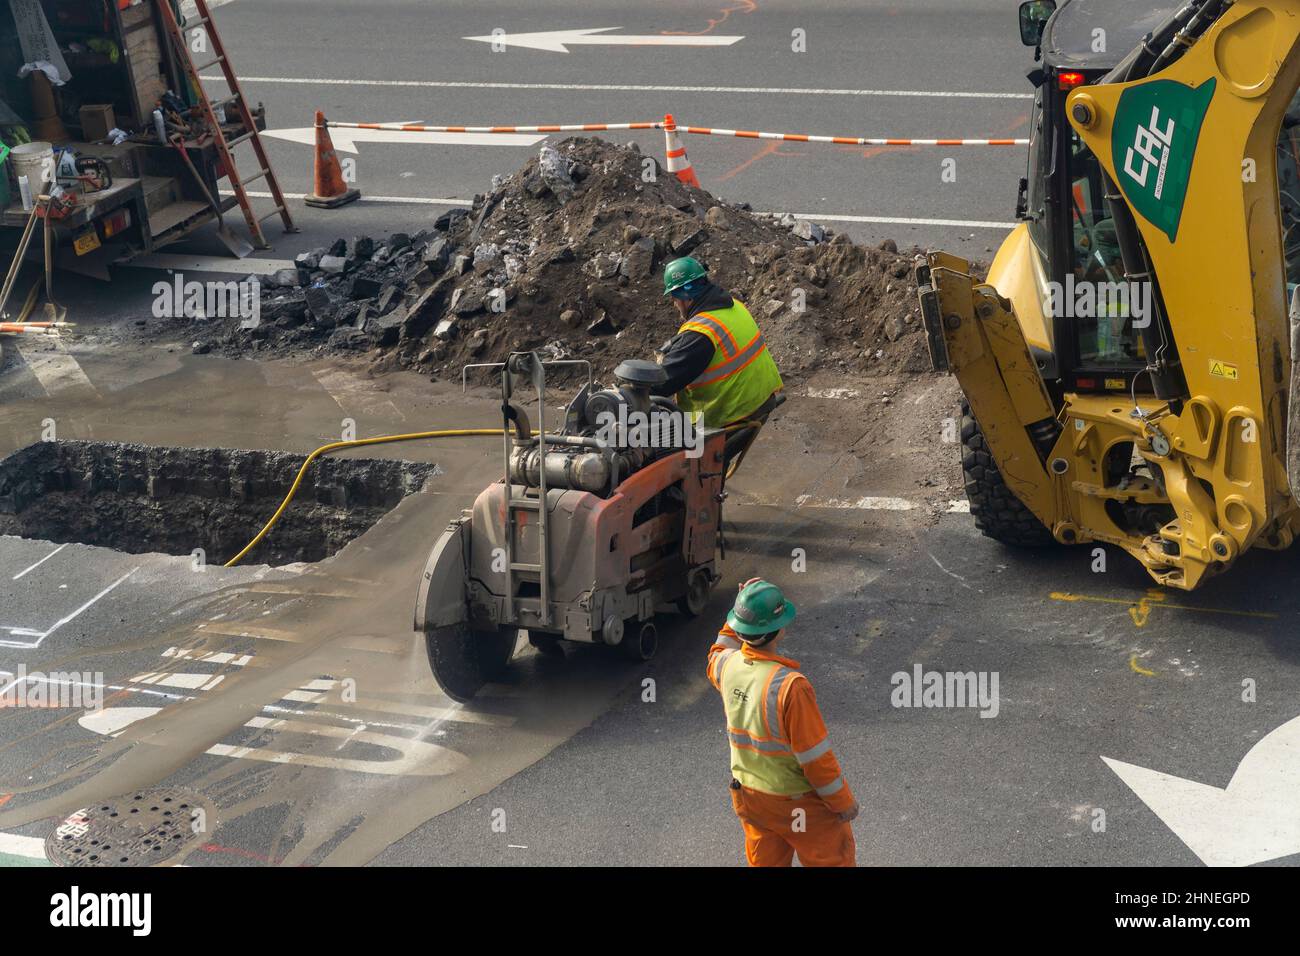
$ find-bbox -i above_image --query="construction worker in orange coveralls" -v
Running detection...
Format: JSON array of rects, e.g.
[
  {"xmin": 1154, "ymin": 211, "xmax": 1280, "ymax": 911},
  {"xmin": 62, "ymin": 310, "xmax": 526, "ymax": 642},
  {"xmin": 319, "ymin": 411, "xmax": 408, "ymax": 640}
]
[{"xmin": 707, "ymin": 578, "xmax": 859, "ymax": 866}]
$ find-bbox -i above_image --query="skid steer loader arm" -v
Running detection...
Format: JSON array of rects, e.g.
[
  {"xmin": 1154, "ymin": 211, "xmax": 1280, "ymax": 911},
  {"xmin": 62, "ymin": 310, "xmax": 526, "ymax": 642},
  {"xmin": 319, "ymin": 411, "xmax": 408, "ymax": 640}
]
[
  {"xmin": 917, "ymin": 252, "xmax": 1061, "ymax": 531},
  {"xmin": 922, "ymin": 0, "xmax": 1300, "ymax": 590}
]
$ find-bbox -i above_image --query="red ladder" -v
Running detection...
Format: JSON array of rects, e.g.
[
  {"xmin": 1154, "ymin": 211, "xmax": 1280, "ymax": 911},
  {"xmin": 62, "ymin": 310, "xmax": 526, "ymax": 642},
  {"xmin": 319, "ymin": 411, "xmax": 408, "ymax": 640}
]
[{"xmin": 155, "ymin": 0, "xmax": 296, "ymax": 249}]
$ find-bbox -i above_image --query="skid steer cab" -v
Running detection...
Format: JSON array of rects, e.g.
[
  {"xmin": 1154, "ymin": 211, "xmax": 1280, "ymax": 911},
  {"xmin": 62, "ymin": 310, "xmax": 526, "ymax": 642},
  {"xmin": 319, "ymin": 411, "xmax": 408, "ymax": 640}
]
[
  {"xmin": 920, "ymin": 0, "xmax": 1300, "ymax": 590},
  {"xmin": 415, "ymin": 352, "xmax": 727, "ymax": 701}
]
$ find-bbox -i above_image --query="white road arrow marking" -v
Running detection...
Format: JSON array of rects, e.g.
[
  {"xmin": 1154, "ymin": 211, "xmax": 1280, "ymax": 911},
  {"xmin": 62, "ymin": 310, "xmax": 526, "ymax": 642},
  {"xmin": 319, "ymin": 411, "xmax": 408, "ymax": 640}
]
[
  {"xmin": 262, "ymin": 122, "xmax": 544, "ymax": 154},
  {"xmin": 1103, "ymin": 714, "xmax": 1300, "ymax": 866},
  {"xmin": 464, "ymin": 27, "xmax": 744, "ymax": 53}
]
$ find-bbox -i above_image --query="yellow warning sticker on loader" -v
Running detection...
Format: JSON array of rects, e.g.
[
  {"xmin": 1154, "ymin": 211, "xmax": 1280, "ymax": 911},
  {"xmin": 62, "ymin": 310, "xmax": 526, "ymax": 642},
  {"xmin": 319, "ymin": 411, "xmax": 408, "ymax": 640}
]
[{"xmin": 1210, "ymin": 360, "xmax": 1238, "ymax": 381}]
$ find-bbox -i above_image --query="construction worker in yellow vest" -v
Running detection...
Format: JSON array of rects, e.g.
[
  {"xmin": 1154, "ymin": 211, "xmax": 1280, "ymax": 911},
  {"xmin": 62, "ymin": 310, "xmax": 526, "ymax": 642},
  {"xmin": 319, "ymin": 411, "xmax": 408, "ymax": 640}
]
[
  {"xmin": 707, "ymin": 579, "xmax": 859, "ymax": 866},
  {"xmin": 654, "ymin": 257, "xmax": 784, "ymax": 471}
]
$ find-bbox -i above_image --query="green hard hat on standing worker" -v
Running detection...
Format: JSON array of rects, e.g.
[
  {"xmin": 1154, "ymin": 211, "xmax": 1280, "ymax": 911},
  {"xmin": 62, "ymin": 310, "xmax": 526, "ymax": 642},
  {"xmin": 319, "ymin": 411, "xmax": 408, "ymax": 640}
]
[
  {"xmin": 663, "ymin": 256, "xmax": 709, "ymax": 297},
  {"xmin": 727, "ymin": 579, "xmax": 797, "ymax": 639}
]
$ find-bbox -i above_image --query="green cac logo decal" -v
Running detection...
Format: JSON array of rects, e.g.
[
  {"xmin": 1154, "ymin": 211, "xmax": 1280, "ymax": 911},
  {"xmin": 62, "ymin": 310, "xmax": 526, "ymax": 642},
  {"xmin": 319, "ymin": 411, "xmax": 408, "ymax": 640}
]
[{"xmin": 1112, "ymin": 78, "xmax": 1216, "ymax": 243}]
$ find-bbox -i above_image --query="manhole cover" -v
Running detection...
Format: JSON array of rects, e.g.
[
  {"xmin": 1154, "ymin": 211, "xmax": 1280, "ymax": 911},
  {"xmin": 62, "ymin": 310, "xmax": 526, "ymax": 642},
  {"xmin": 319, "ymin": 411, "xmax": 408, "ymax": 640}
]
[{"xmin": 45, "ymin": 788, "xmax": 216, "ymax": 867}]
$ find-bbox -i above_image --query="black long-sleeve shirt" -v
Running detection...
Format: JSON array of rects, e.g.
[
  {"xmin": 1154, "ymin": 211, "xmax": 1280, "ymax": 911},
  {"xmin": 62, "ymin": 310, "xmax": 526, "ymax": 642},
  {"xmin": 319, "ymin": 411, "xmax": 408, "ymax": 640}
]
[{"xmin": 653, "ymin": 283, "xmax": 736, "ymax": 398}]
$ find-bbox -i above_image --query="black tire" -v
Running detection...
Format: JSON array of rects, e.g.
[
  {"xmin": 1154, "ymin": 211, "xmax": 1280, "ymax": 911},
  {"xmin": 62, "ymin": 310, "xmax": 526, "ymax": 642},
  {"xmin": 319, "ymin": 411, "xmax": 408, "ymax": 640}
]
[
  {"xmin": 675, "ymin": 569, "xmax": 711, "ymax": 619},
  {"xmin": 621, "ymin": 622, "xmax": 658, "ymax": 661},
  {"xmin": 960, "ymin": 401, "xmax": 1056, "ymax": 548}
]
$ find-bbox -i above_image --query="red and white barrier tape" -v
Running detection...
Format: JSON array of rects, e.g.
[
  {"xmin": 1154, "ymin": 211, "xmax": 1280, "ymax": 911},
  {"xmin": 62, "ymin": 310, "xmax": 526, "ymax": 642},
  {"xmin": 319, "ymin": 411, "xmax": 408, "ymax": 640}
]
[
  {"xmin": 326, "ymin": 121, "xmax": 663, "ymax": 134},
  {"xmin": 679, "ymin": 125, "xmax": 1027, "ymax": 146},
  {"xmin": 323, "ymin": 119, "xmax": 1025, "ymax": 146}
]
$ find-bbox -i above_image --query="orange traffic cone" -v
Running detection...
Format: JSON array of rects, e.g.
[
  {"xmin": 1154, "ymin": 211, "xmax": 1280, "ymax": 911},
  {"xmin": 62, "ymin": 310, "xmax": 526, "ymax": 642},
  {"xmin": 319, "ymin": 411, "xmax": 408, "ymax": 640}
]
[
  {"xmin": 305, "ymin": 110, "xmax": 361, "ymax": 209},
  {"xmin": 663, "ymin": 114, "xmax": 701, "ymax": 189}
]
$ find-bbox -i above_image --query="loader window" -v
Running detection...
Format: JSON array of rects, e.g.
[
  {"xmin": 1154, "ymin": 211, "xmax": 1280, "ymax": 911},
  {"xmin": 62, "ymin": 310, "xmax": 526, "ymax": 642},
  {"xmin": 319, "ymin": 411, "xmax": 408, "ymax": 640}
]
[
  {"xmin": 1025, "ymin": 91, "xmax": 1050, "ymax": 258},
  {"xmin": 1069, "ymin": 134, "xmax": 1144, "ymax": 368},
  {"xmin": 1279, "ymin": 92, "xmax": 1300, "ymax": 290}
]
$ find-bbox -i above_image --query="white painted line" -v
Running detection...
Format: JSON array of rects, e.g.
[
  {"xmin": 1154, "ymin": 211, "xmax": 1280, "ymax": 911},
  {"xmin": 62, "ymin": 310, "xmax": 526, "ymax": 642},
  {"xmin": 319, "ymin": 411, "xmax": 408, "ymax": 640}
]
[
  {"xmin": 796, "ymin": 494, "xmax": 915, "ymax": 511},
  {"xmin": 226, "ymin": 188, "xmax": 472, "ymax": 208},
  {"xmin": 11, "ymin": 543, "xmax": 67, "ymax": 580},
  {"xmin": 783, "ymin": 212, "xmax": 1015, "ymax": 230},
  {"xmin": 15, "ymin": 340, "xmax": 98, "ymax": 399},
  {"xmin": 282, "ymin": 689, "xmax": 327, "ymax": 703},
  {"xmin": 264, "ymin": 125, "xmax": 545, "ymax": 154},
  {"xmin": 207, "ymin": 714, "xmax": 468, "ymax": 777},
  {"xmin": 162, "ymin": 647, "xmax": 253, "ymax": 666},
  {"xmin": 733, "ymin": 493, "xmax": 971, "ymax": 513},
  {"xmin": 224, "ymin": 189, "xmax": 1010, "ymax": 231},
  {"xmin": 350, "ymin": 696, "xmax": 515, "ymax": 728},
  {"xmin": 0, "ymin": 832, "xmax": 47, "ymax": 860},
  {"xmin": 123, "ymin": 252, "xmax": 296, "ymax": 276},
  {"xmin": 129, "ymin": 672, "xmax": 226, "ymax": 691},
  {"xmin": 464, "ymin": 28, "xmax": 744, "ymax": 53},
  {"xmin": 0, "ymin": 568, "xmax": 138, "ymax": 649},
  {"xmin": 207, "ymin": 75, "xmax": 1030, "ymax": 100},
  {"xmin": 1, "ymin": 671, "xmax": 190, "ymax": 703}
]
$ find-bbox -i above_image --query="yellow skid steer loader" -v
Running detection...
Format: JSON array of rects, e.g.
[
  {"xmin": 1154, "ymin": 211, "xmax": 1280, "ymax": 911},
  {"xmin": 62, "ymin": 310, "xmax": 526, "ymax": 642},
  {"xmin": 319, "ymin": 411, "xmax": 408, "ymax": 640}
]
[{"xmin": 918, "ymin": 0, "xmax": 1300, "ymax": 589}]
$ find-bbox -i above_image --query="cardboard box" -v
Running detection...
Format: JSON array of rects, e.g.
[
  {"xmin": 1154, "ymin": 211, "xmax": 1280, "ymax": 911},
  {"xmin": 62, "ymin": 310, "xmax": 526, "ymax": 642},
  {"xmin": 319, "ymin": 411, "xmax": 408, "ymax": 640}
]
[{"xmin": 79, "ymin": 104, "xmax": 117, "ymax": 142}]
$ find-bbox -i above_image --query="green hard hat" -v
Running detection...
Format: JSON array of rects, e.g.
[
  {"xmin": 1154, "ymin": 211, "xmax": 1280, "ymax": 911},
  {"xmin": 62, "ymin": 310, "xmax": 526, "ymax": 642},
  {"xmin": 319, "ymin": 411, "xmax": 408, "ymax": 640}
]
[
  {"xmin": 663, "ymin": 256, "xmax": 708, "ymax": 296},
  {"xmin": 727, "ymin": 580, "xmax": 797, "ymax": 637}
]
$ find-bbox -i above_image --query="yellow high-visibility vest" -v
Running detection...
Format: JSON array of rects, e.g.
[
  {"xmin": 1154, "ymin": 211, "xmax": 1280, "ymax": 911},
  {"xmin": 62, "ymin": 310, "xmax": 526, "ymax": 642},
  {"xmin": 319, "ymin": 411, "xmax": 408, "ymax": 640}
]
[
  {"xmin": 717, "ymin": 650, "xmax": 810, "ymax": 796},
  {"xmin": 677, "ymin": 300, "xmax": 782, "ymax": 428}
]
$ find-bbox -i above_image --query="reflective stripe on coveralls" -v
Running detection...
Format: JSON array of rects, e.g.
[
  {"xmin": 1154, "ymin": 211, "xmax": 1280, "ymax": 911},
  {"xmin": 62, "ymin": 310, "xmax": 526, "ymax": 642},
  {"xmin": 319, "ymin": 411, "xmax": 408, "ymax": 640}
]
[
  {"xmin": 708, "ymin": 629, "xmax": 856, "ymax": 814},
  {"xmin": 710, "ymin": 630, "xmax": 857, "ymax": 867}
]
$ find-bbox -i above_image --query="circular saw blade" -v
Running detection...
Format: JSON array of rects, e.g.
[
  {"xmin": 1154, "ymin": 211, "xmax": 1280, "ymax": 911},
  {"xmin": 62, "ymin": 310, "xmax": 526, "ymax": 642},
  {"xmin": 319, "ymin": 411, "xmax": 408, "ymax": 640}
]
[{"xmin": 424, "ymin": 624, "xmax": 518, "ymax": 703}]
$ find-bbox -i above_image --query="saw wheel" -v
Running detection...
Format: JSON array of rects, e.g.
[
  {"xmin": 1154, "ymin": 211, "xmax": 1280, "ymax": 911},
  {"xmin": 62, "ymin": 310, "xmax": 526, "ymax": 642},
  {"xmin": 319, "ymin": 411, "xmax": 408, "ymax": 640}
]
[{"xmin": 424, "ymin": 623, "xmax": 518, "ymax": 703}]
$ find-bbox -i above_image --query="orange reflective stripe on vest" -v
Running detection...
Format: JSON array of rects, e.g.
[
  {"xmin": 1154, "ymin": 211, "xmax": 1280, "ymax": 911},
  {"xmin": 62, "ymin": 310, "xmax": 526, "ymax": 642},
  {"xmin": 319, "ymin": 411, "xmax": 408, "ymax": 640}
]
[{"xmin": 675, "ymin": 300, "xmax": 783, "ymax": 429}]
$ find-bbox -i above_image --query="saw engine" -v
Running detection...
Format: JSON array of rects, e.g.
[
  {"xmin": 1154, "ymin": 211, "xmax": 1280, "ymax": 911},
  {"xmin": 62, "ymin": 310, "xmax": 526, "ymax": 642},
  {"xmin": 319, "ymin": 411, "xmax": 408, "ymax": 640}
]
[{"xmin": 415, "ymin": 352, "xmax": 727, "ymax": 701}]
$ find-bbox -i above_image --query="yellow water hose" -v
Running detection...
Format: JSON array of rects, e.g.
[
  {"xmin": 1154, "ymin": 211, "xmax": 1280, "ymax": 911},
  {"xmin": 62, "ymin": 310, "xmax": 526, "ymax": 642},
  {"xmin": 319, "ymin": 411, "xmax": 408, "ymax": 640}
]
[
  {"xmin": 224, "ymin": 429, "xmax": 505, "ymax": 567},
  {"xmin": 223, "ymin": 419, "xmax": 765, "ymax": 568}
]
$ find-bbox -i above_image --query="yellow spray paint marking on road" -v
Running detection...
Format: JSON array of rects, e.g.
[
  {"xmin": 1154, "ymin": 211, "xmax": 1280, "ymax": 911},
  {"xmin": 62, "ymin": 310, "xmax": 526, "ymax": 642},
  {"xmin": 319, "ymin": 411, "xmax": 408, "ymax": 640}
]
[
  {"xmin": 1129, "ymin": 655, "xmax": 1158, "ymax": 677},
  {"xmin": 1049, "ymin": 590, "xmax": 1276, "ymax": 628}
]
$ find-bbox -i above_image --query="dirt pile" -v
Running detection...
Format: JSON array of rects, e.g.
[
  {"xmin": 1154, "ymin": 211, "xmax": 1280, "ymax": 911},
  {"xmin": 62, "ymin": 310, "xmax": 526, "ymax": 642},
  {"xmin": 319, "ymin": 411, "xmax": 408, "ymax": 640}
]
[{"xmin": 198, "ymin": 138, "xmax": 933, "ymax": 381}]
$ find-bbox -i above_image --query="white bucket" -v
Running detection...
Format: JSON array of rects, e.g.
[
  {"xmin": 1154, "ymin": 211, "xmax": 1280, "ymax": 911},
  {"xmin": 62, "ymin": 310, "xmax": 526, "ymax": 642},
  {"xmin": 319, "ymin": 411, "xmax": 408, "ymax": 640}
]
[{"xmin": 10, "ymin": 142, "xmax": 55, "ymax": 191}]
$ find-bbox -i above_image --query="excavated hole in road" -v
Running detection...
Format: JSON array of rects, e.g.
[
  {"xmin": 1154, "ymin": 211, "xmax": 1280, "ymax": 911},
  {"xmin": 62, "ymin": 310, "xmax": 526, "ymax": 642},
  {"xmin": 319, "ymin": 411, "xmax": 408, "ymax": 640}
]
[{"xmin": 0, "ymin": 440, "xmax": 438, "ymax": 566}]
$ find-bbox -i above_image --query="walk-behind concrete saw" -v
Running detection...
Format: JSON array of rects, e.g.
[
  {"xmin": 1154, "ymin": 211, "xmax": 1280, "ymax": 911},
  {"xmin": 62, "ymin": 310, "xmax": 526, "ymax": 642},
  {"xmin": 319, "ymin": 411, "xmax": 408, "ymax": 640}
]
[{"xmin": 414, "ymin": 352, "xmax": 728, "ymax": 701}]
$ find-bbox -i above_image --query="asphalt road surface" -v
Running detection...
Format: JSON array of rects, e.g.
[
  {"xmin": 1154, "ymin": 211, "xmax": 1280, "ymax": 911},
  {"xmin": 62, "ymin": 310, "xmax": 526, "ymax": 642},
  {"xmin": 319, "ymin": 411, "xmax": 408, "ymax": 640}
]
[
  {"xmin": 205, "ymin": 0, "xmax": 1033, "ymax": 256},
  {"xmin": 1, "ymin": 1, "xmax": 1298, "ymax": 870}
]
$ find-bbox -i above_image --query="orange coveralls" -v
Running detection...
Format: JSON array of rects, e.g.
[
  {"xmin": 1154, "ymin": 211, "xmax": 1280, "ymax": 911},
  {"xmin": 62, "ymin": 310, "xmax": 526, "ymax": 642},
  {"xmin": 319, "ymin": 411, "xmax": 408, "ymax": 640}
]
[{"xmin": 707, "ymin": 625, "xmax": 857, "ymax": 867}]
